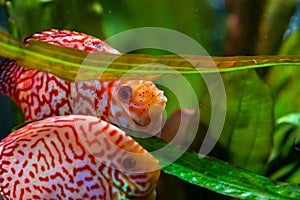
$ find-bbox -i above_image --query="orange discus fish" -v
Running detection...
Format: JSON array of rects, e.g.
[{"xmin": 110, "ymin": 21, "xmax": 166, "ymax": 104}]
[
  {"xmin": 0, "ymin": 29, "xmax": 167, "ymax": 134},
  {"xmin": 0, "ymin": 115, "xmax": 160, "ymax": 199}
]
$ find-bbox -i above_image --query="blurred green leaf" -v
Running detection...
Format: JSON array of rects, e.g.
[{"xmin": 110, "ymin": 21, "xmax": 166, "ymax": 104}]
[
  {"xmin": 266, "ymin": 66, "xmax": 300, "ymax": 119},
  {"xmin": 280, "ymin": 29, "xmax": 300, "ymax": 55},
  {"xmin": 255, "ymin": 0, "xmax": 296, "ymax": 54},
  {"xmin": 277, "ymin": 113, "xmax": 300, "ymax": 125},
  {"xmin": 223, "ymin": 0, "xmax": 266, "ymax": 55},
  {"xmin": 4, "ymin": 0, "xmax": 104, "ymax": 39},
  {"xmin": 202, "ymin": 70, "xmax": 274, "ymax": 173},
  {"xmin": 267, "ymin": 113, "xmax": 300, "ymax": 184},
  {"xmin": 100, "ymin": 0, "xmax": 223, "ymax": 55},
  {"xmin": 266, "ymin": 29, "xmax": 300, "ymax": 119}
]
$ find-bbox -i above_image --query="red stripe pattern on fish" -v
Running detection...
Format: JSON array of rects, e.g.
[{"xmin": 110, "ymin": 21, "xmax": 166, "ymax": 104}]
[
  {"xmin": 0, "ymin": 115, "xmax": 160, "ymax": 199},
  {"xmin": 0, "ymin": 29, "xmax": 167, "ymax": 134}
]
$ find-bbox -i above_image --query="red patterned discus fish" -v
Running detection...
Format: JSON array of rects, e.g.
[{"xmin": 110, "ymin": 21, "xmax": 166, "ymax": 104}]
[
  {"xmin": 0, "ymin": 29, "xmax": 167, "ymax": 134},
  {"xmin": 0, "ymin": 115, "xmax": 160, "ymax": 199}
]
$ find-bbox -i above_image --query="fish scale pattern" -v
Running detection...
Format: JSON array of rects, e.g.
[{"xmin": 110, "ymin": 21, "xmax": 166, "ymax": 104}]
[
  {"xmin": 0, "ymin": 29, "xmax": 167, "ymax": 133},
  {"xmin": 0, "ymin": 115, "xmax": 160, "ymax": 199}
]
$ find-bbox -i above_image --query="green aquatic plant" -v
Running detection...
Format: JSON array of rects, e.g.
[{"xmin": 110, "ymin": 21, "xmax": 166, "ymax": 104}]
[
  {"xmin": 2, "ymin": 30, "xmax": 300, "ymax": 82},
  {"xmin": 0, "ymin": 26, "xmax": 300, "ymax": 199},
  {"xmin": 2, "ymin": 0, "xmax": 300, "ymax": 199},
  {"xmin": 134, "ymin": 134, "xmax": 300, "ymax": 200}
]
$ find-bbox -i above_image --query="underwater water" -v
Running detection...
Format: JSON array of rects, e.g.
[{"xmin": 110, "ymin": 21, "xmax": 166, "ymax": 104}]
[{"xmin": 1, "ymin": 0, "xmax": 300, "ymax": 199}]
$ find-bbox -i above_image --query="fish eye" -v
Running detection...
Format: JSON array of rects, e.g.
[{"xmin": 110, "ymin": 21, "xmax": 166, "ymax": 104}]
[
  {"xmin": 122, "ymin": 157, "xmax": 136, "ymax": 169},
  {"xmin": 118, "ymin": 86, "xmax": 132, "ymax": 100}
]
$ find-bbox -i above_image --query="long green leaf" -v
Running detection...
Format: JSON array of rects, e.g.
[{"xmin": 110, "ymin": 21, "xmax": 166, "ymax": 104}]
[
  {"xmin": 133, "ymin": 134, "xmax": 300, "ymax": 200},
  {"xmin": 2, "ymin": 30, "xmax": 300, "ymax": 81}
]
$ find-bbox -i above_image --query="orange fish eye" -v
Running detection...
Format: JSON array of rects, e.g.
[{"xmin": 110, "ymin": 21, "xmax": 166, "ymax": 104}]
[
  {"xmin": 122, "ymin": 157, "xmax": 136, "ymax": 169},
  {"xmin": 118, "ymin": 86, "xmax": 133, "ymax": 101}
]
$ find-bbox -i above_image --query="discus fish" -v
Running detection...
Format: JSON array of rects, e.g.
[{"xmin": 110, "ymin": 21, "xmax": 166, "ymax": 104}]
[
  {"xmin": 0, "ymin": 115, "xmax": 160, "ymax": 199},
  {"xmin": 0, "ymin": 29, "xmax": 167, "ymax": 134}
]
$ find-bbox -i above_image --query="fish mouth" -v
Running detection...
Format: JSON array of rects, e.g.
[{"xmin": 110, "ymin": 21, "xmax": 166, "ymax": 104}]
[
  {"xmin": 132, "ymin": 116, "xmax": 151, "ymax": 127},
  {"xmin": 127, "ymin": 89, "xmax": 167, "ymax": 133},
  {"xmin": 131, "ymin": 103, "xmax": 165, "ymax": 127},
  {"xmin": 131, "ymin": 104, "xmax": 165, "ymax": 135}
]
